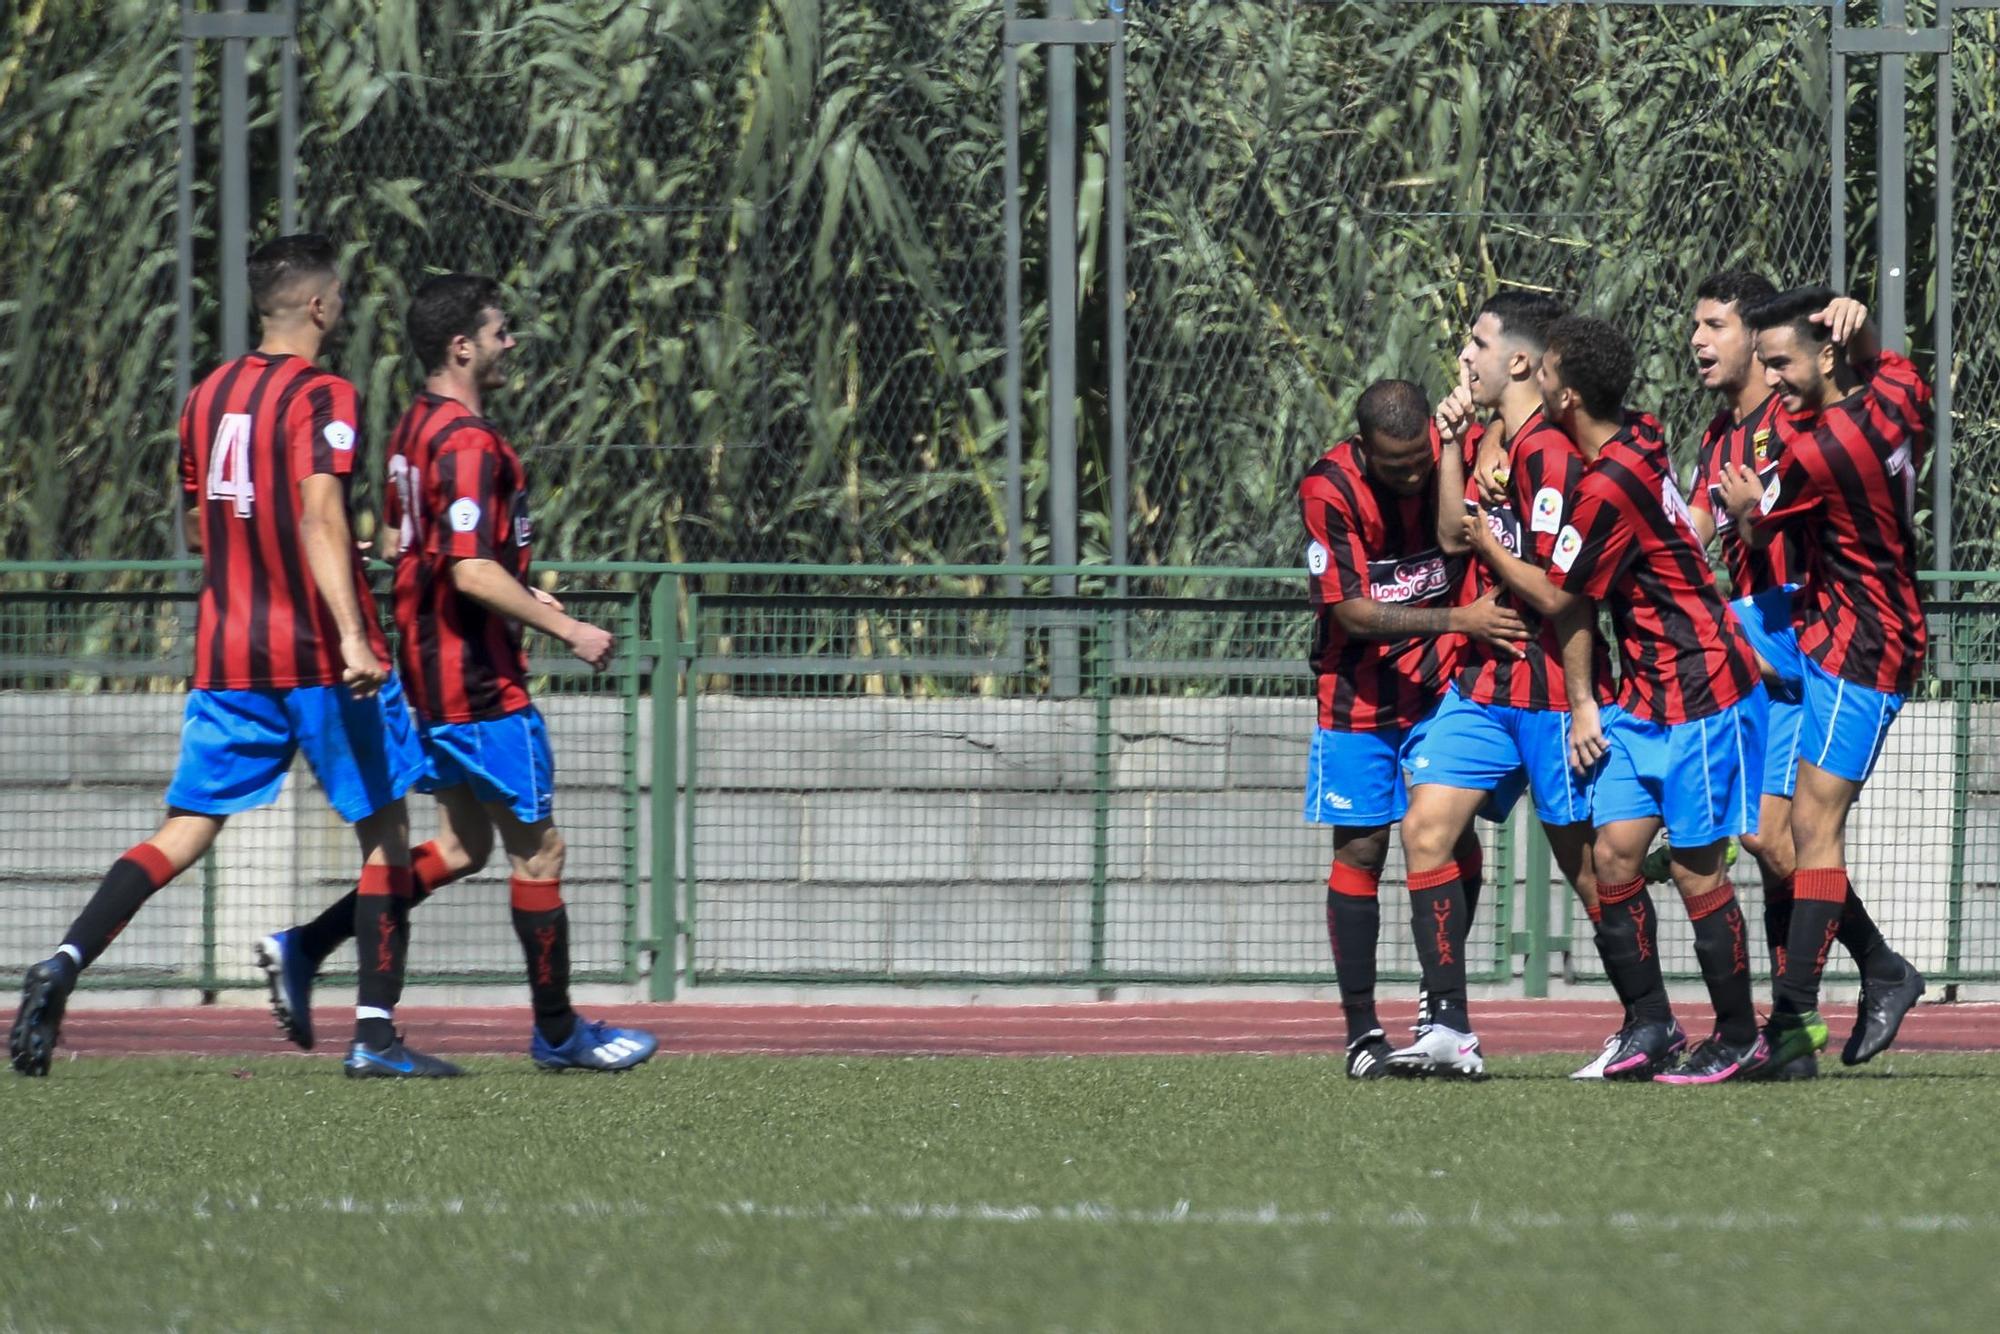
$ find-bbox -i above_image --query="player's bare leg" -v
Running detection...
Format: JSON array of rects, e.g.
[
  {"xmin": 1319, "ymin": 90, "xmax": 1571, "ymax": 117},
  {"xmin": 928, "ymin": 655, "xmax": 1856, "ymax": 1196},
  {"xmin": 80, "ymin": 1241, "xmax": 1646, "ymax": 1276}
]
[{"xmin": 11, "ymin": 813, "xmax": 225, "ymax": 1076}]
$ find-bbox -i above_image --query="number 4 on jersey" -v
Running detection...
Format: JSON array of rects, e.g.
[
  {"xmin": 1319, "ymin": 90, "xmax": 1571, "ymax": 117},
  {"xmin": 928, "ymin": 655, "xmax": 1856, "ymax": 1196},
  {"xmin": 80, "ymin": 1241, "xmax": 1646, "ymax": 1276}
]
[{"xmin": 207, "ymin": 413, "xmax": 255, "ymax": 516}]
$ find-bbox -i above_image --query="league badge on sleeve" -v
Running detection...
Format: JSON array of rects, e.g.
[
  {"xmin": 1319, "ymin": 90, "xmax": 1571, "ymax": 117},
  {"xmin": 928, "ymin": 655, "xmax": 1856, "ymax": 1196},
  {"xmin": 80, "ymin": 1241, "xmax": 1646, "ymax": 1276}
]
[
  {"xmin": 1551, "ymin": 524, "xmax": 1583, "ymax": 573},
  {"xmin": 1758, "ymin": 474, "xmax": 1782, "ymax": 515},
  {"xmin": 324, "ymin": 421, "xmax": 356, "ymax": 452},
  {"xmin": 1307, "ymin": 541, "xmax": 1329, "ymax": 576},
  {"xmin": 449, "ymin": 497, "xmax": 482, "ymax": 532}
]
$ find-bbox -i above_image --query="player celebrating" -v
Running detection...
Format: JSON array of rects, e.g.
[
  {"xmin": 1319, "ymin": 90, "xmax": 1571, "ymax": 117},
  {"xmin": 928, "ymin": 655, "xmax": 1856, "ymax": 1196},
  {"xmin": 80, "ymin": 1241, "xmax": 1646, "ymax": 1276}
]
[
  {"xmin": 1538, "ymin": 315, "xmax": 1770, "ymax": 1082},
  {"xmin": 1716, "ymin": 287, "xmax": 1931, "ymax": 1070},
  {"xmin": 9, "ymin": 234, "xmax": 450, "ymax": 1078},
  {"xmin": 1387, "ymin": 293, "xmax": 1616, "ymax": 1079},
  {"xmin": 256, "ymin": 274, "xmax": 658, "ymax": 1072},
  {"xmin": 1686, "ymin": 272, "xmax": 1920, "ymax": 1074},
  {"xmin": 1300, "ymin": 379, "xmax": 1527, "ymax": 1078}
]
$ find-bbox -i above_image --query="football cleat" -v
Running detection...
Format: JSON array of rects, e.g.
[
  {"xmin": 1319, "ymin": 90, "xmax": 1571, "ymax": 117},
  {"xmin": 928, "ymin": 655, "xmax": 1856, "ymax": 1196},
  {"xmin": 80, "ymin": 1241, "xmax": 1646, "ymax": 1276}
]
[
  {"xmin": 1569, "ymin": 1029, "xmax": 1624, "ymax": 1080},
  {"xmin": 1384, "ymin": 1024, "xmax": 1485, "ymax": 1079},
  {"xmin": 532, "ymin": 1018, "xmax": 658, "ymax": 1072},
  {"xmin": 1412, "ymin": 988, "xmax": 1432, "ymax": 1037},
  {"xmin": 1345, "ymin": 1028, "xmax": 1394, "ymax": 1080},
  {"xmin": 1843, "ymin": 961, "xmax": 1926, "ymax": 1066},
  {"xmin": 10, "ymin": 959, "xmax": 75, "ymax": 1077},
  {"xmin": 254, "ymin": 929, "xmax": 316, "ymax": 1050},
  {"xmin": 1653, "ymin": 1031, "xmax": 1769, "ymax": 1085},
  {"xmin": 1757, "ymin": 1008, "xmax": 1829, "ymax": 1075},
  {"xmin": 1600, "ymin": 1018, "xmax": 1687, "ymax": 1081},
  {"xmin": 342, "ymin": 1036, "xmax": 462, "ymax": 1079}
]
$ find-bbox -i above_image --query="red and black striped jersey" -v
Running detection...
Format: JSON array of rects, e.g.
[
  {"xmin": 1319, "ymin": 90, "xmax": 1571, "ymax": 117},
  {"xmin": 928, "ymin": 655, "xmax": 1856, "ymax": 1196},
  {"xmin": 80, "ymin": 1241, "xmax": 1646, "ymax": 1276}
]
[
  {"xmin": 1752, "ymin": 351, "xmax": 1931, "ymax": 695},
  {"xmin": 177, "ymin": 353, "xmax": 388, "ymax": 690},
  {"xmin": 385, "ymin": 392, "xmax": 534, "ymax": 722},
  {"xmin": 1301, "ymin": 424, "xmax": 1472, "ymax": 732},
  {"xmin": 1687, "ymin": 392, "xmax": 1811, "ymax": 596},
  {"xmin": 1456, "ymin": 408, "xmax": 1614, "ymax": 712},
  {"xmin": 1548, "ymin": 412, "xmax": 1760, "ymax": 725}
]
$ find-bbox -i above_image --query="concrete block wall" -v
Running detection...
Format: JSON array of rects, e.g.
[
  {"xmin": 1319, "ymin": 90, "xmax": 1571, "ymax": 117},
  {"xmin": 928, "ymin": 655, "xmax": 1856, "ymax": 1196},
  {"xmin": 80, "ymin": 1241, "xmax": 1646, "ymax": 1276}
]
[{"xmin": 1, "ymin": 686, "xmax": 1989, "ymax": 987}]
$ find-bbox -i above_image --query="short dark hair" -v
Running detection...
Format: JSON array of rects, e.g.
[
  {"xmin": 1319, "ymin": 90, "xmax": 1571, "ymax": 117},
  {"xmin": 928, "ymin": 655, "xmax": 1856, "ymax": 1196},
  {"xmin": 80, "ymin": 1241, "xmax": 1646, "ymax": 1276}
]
[
  {"xmin": 1546, "ymin": 315, "xmax": 1633, "ymax": 420},
  {"xmin": 1355, "ymin": 378, "xmax": 1429, "ymax": 444},
  {"xmin": 407, "ymin": 274, "xmax": 506, "ymax": 374},
  {"xmin": 1695, "ymin": 269, "xmax": 1778, "ymax": 312},
  {"xmin": 247, "ymin": 233, "xmax": 338, "ymax": 317},
  {"xmin": 1744, "ymin": 284, "xmax": 1836, "ymax": 344},
  {"xmin": 1477, "ymin": 291, "xmax": 1566, "ymax": 354}
]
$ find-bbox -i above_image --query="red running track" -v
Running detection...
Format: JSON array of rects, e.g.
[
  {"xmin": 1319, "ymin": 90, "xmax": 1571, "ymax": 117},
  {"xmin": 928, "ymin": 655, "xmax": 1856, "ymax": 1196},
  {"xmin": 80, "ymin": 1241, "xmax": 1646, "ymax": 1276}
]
[{"xmin": 51, "ymin": 999, "xmax": 2000, "ymax": 1059}]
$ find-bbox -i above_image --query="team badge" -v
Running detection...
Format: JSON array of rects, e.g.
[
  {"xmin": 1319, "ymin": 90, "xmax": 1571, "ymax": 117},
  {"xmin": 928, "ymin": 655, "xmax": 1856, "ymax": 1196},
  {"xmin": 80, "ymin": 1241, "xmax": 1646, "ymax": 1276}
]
[
  {"xmin": 1530, "ymin": 486, "xmax": 1563, "ymax": 534},
  {"xmin": 1551, "ymin": 524, "xmax": 1583, "ymax": 573},
  {"xmin": 449, "ymin": 497, "xmax": 482, "ymax": 532},
  {"xmin": 324, "ymin": 421, "xmax": 356, "ymax": 452},
  {"xmin": 1306, "ymin": 541, "xmax": 1329, "ymax": 576},
  {"xmin": 1752, "ymin": 428, "xmax": 1771, "ymax": 467}
]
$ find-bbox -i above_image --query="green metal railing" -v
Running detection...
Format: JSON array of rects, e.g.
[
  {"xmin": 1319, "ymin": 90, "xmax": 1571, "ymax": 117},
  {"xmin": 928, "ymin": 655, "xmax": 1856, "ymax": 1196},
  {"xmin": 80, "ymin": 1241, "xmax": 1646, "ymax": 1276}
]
[{"xmin": 2, "ymin": 562, "xmax": 1997, "ymax": 997}]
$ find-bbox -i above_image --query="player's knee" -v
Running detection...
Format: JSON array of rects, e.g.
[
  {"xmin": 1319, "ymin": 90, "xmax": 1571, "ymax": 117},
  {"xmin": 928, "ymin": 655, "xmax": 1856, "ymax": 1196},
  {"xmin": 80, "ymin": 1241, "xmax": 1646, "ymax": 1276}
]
[
  {"xmin": 1334, "ymin": 826, "xmax": 1391, "ymax": 876},
  {"xmin": 453, "ymin": 826, "xmax": 495, "ymax": 877},
  {"xmin": 522, "ymin": 828, "xmax": 566, "ymax": 881}
]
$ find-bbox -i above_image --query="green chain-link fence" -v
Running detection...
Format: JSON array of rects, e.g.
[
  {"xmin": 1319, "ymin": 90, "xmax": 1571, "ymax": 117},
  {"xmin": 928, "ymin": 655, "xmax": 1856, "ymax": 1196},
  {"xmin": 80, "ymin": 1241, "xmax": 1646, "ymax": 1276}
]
[{"xmin": 6, "ymin": 563, "xmax": 1998, "ymax": 997}]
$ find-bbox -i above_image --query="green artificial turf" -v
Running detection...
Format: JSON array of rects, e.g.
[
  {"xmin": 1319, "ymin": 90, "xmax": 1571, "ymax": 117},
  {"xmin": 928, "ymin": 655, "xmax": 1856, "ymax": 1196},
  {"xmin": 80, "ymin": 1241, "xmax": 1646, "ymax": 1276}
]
[{"xmin": 3, "ymin": 1054, "xmax": 1997, "ymax": 1332}]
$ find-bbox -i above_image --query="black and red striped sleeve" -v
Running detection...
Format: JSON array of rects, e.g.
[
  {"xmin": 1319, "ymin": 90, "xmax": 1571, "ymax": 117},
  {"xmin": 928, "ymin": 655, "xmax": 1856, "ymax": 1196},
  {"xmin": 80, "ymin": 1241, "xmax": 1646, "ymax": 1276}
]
[
  {"xmin": 285, "ymin": 374, "xmax": 362, "ymax": 478},
  {"xmin": 1547, "ymin": 472, "xmax": 1633, "ymax": 602},
  {"xmin": 435, "ymin": 434, "xmax": 508, "ymax": 563},
  {"xmin": 1300, "ymin": 467, "xmax": 1368, "ymax": 607}
]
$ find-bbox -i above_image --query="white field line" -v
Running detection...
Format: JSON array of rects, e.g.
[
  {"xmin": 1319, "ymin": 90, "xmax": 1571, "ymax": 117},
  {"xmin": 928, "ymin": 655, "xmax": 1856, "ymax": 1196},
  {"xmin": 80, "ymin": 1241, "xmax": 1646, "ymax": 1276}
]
[{"xmin": 3, "ymin": 1192, "xmax": 1996, "ymax": 1235}]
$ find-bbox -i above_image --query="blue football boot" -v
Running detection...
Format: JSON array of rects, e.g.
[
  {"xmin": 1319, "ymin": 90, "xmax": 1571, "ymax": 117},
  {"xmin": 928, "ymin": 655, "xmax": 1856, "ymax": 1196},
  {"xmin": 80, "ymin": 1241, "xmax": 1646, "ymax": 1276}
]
[{"xmin": 532, "ymin": 1017, "xmax": 659, "ymax": 1072}]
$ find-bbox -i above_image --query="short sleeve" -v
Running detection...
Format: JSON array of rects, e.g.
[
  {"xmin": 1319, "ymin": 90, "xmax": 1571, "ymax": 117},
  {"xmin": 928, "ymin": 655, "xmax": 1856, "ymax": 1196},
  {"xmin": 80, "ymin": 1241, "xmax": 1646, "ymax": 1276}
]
[
  {"xmin": 1687, "ymin": 420, "xmax": 1726, "ymax": 516},
  {"xmin": 1516, "ymin": 438, "xmax": 1583, "ymax": 566},
  {"xmin": 179, "ymin": 390, "xmax": 199, "ymax": 497},
  {"xmin": 1300, "ymin": 471, "xmax": 1369, "ymax": 607},
  {"xmin": 1547, "ymin": 473, "xmax": 1634, "ymax": 601},
  {"xmin": 434, "ymin": 436, "xmax": 506, "ymax": 562},
  {"xmin": 1751, "ymin": 445, "xmax": 1822, "ymax": 533},
  {"xmin": 1861, "ymin": 350, "xmax": 1933, "ymax": 439},
  {"xmin": 288, "ymin": 376, "xmax": 361, "ymax": 478}
]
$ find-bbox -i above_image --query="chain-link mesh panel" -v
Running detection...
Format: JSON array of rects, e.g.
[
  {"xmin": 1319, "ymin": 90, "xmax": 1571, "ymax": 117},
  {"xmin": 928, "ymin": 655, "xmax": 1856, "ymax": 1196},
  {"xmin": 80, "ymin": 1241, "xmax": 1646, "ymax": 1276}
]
[
  {"xmin": 0, "ymin": 4, "xmax": 186, "ymax": 561},
  {"xmin": 685, "ymin": 593, "xmax": 1513, "ymax": 984},
  {"xmin": 294, "ymin": 0, "xmax": 1010, "ymax": 566},
  {"xmin": 1948, "ymin": 6, "xmax": 2000, "ymax": 571},
  {"xmin": 0, "ymin": 573, "xmax": 643, "ymax": 988},
  {"xmin": 1119, "ymin": 0, "xmax": 1833, "ymax": 568}
]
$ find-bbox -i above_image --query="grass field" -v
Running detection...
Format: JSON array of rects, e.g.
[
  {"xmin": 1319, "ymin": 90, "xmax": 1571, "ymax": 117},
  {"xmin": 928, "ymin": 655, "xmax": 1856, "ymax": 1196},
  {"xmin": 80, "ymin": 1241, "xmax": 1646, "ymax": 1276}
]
[{"xmin": 4, "ymin": 1053, "xmax": 1997, "ymax": 1332}]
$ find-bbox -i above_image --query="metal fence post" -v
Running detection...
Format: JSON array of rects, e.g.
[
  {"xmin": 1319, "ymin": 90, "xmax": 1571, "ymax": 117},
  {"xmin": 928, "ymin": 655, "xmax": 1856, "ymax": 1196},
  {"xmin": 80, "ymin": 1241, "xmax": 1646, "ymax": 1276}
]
[
  {"xmin": 1088, "ymin": 604, "xmax": 1112, "ymax": 978},
  {"xmin": 649, "ymin": 576, "xmax": 680, "ymax": 1001},
  {"xmin": 680, "ymin": 593, "xmax": 702, "ymax": 993},
  {"xmin": 1934, "ymin": 1, "xmax": 1955, "ymax": 587},
  {"xmin": 1047, "ymin": 0, "xmax": 1081, "ymax": 695},
  {"xmin": 219, "ymin": 0, "xmax": 249, "ymax": 358},
  {"xmin": 1880, "ymin": 0, "xmax": 1909, "ymax": 352}
]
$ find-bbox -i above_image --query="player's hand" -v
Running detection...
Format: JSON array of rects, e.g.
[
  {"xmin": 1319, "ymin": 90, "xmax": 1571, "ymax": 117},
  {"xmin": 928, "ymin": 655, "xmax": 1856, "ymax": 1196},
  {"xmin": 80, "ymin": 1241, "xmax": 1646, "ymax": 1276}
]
[
  {"xmin": 1813, "ymin": 297, "xmax": 1869, "ymax": 346},
  {"xmin": 340, "ymin": 631, "xmax": 387, "ymax": 699},
  {"xmin": 1450, "ymin": 586, "xmax": 1527, "ymax": 658},
  {"xmin": 1461, "ymin": 509, "xmax": 1499, "ymax": 561},
  {"xmin": 1433, "ymin": 384, "xmax": 1475, "ymax": 445},
  {"xmin": 564, "ymin": 618, "xmax": 614, "ymax": 671},
  {"xmin": 1568, "ymin": 698, "xmax": 1608, "ymax": 775},
  {"xmin": 1715, "ymin": 461, "xmax": 1766, "ymax": 522},
  {"xmin": 531, "ymin": 586, "xmax": 566, "ymax": 613}
]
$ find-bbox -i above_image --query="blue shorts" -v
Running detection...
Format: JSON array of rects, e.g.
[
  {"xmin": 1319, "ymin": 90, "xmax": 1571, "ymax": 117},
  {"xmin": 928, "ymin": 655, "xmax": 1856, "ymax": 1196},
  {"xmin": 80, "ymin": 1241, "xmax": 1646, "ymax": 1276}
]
[
  {"xmin": 1799, "ymin": 657, "xmax": 1902, "ymax": 784},
  {"xmin": 165, "ymin": 677, "xmax": 427, "ymax": 824},
  {"xmin": 1731, "ymin": 586, "xmax": 1802, "ymax": 799},
  {"xmin": 1591, "ymin": 689, "xmax": 1768, "ymax": 847},
  {"xmin": 1304, "ymin": 708, "xmax": 1439, "ymax": 828},
  {"xmin": 1405, "ymin": 684, "xmax": 1592, "ymax": 827},
  {"xmin": 417, "ymin": 706, "xmax": 555, "ymax": 825}
]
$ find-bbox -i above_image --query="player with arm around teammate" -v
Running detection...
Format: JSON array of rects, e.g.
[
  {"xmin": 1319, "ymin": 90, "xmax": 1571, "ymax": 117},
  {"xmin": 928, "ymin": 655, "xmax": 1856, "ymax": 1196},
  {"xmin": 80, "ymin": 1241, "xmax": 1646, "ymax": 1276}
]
[
  {"xmin": 1685, "ymin": 272, "xmax": 1919, "ymax": 1076},
  {"xmin": 1538, "ymin": 315, "xmax": 1771, "ymax": 1083},
  {"xmin": 256, "ymin": 274, "xmax": 657, "ymax": 1071},
  {"xmin": 1715, "ymin": 286, "xmax": 1931, "ymax": 1070},
  {"xmin": 1300, "ymin": 379, "xmax": 1528, "ymax": 1077},
  {"xmin": 1387, "ymin": 293, "xmax": 1622, "ymax": 1079},
  {"xmin": 10, "ymin": 234, "xmax": 450, "ymax": 1078}
]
